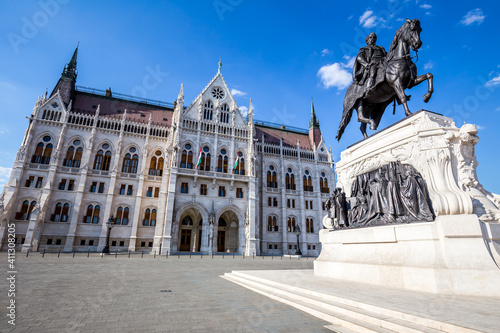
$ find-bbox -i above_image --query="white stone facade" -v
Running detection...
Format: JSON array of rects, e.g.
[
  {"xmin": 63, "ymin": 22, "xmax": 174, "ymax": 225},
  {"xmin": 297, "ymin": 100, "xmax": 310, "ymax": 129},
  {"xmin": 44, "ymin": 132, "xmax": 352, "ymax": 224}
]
[{"xmin": 0, "ymin": 53, "xmax": 334, "ymax": 256}]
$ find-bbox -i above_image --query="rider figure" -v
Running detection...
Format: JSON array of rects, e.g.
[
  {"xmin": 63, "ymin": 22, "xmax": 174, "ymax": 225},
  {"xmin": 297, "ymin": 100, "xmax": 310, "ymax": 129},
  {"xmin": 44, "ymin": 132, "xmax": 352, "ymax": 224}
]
[{"xmin": 353, "ymin": 33, "xmax": 387, "ymax": 91}]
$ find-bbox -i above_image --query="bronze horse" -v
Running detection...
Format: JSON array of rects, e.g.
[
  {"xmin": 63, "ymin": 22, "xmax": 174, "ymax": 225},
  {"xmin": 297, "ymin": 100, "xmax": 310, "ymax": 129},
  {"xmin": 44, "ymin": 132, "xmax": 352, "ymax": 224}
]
[{"xmin": 336, "ymin": 19, "xmax": 434, "ymax": 140}]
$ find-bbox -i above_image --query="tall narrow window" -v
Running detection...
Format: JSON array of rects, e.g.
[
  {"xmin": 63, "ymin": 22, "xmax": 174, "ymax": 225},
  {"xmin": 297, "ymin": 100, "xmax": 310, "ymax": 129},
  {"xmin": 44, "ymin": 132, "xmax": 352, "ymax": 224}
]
[
  {"xmin": 149, "ymin": 151, "xmax": 164, "ymax": 176},
  {"xmin": 203, "ymin": 100, "xmax": 214, "ymax": 120},
  {"xmin": 218, "ymin": 186, "xmax": 226, "ymax": 197},
  {"xmin": 35, "ymin": 177, "xmax": 43, "ymax": 188},
  {"xmin": 68, "ymin": 179, "xmax": 75, "ymax": 191},
  {"xmin": 115, "ymin": 207, "xmax": 123, "ymax": 225},
  {"xmin": 267, "ymin": 216, "xmax": 278, "ymax": 232},
  {"xmin": 320, "ymin": 172, "xmax": 330, "ymax": 194},
  {"xmin": 63, "ymin": 140, "xmax": 83, "ymax": 167},
  {"xmin": 303, "ymin": 170, "xmax": 313, "ymax": 192},
  {"xmin": 236, "ymin": 187, "xmax": 243, "ymax": 198},
  {"xmin": 219, "ymin": 104, "xmax": 230, "ymax": 123},
  {"xmin": 143, "ymin": 208, "xmax": 151, "ymax": 226},
  {"xmin": 93, "ymin": 144, "xmax": 111, "ymax": 171},
  {"xmin": 198, "ymin": 146, "xmax": 211, "ymax": 171},
  {"xmin": 150, "ymin": 209, "xmax": 157, "ymax": 226},
  {"xmin": 181, "ymin": 183, "xmax": 189, "ymax": 194},
  {"xmin": 233, "ymin": 151, "xmax": 245, "ymax": 175},
  {"xmin": 287, "ymin": 217, "xmax": 296, "ymax": 232},
  {"xmin": 200, "ymin": 184, "xmax": 207, "ymax": 195},
  {"xmin": 58, "ymin": 179, "xmax": 67, "ymax": 190},
  {"xmin": 180, "ymin": 144, "xmax": 193, "ymax": 169},
  {"xmin": 267, "ymin": 166, "xmax": 277, "ymax": 188},
  {"xmin": 286, "ymin": 168, "xmax": 296, "ymax": 190},
  {"xmin": 217, "ymin": 149, "xmax": 228, "ymax": 173},
  {"xmin": 32, "ymin": 136, "xmax": 54, "ymax": 164},
  {"xmin": 25, "ymin": 176, "xmax": 35, "ymax": 187},
  {"xmin": 306, "ymin": 218, "xmax": 314, "ymax": 233}
]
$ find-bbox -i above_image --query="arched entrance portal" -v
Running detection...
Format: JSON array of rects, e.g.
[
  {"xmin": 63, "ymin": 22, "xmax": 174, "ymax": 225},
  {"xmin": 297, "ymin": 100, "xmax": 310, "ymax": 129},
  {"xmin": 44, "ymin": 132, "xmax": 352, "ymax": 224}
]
[
  {"xmin": 217, "ymin": 210, "xmax": 238, "ymax": 253},
  {"xmin": 178, "ymin": 208, "xmax": 203, "ymax": 252}
]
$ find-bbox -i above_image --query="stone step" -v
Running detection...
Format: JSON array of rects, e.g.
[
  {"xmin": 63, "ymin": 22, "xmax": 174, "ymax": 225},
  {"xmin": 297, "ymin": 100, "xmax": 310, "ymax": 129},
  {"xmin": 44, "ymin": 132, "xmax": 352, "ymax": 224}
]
[
  {"xmin": 222, "ymin": 271, "xmax": 484, "ymax": 333},
  {"xmin": 222, "ymin": 273, "xmax": 395, "ymax": 333}
]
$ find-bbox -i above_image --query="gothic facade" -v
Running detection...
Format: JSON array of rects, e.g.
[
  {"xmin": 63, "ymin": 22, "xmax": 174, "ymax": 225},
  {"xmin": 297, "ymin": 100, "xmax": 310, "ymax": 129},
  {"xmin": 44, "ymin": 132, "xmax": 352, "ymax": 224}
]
[{"xmin": 0, "ymin": 47, "xmax": 334, "ymax": 256}]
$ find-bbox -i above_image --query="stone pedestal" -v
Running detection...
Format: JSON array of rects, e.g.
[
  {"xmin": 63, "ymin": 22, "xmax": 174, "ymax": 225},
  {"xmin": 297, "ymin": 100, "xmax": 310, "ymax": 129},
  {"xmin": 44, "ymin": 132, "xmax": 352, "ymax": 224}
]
[{"xmin": 315, "ymin": 110, "xmax": 500, "ymax": 296}]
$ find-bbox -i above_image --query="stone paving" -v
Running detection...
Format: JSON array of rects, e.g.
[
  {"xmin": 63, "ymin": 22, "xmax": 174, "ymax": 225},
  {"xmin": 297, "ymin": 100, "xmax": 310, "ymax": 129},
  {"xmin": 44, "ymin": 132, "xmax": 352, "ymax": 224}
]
[{"xmin": 0, "ymin": 253, "xmax": 331, "ymax": 333}]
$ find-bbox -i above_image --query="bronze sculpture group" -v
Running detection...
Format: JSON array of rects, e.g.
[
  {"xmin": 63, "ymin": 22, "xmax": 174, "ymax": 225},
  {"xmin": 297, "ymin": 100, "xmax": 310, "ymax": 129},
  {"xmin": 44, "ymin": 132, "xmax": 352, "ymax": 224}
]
[
  {"xmin": 327, "ymin": 162, "xmax": 434, "ymax": 229},
  {"xmin": 336, "ymin": 19, "xmax": 434, "ymax": 140}
]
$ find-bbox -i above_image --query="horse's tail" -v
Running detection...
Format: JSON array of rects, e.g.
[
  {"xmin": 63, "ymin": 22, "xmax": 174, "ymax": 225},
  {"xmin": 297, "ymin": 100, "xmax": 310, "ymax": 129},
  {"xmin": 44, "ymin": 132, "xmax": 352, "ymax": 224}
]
[{"xmin": 336, "ymin": 107, "xmax": 354, "ymax": 141}]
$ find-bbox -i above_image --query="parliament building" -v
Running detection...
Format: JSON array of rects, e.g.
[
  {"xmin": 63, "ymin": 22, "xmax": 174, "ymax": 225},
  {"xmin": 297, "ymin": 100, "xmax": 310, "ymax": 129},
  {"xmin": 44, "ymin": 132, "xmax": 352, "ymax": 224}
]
[{"xmin": 0, "ymin": 47, "xmax": 334, "ymax": 256}]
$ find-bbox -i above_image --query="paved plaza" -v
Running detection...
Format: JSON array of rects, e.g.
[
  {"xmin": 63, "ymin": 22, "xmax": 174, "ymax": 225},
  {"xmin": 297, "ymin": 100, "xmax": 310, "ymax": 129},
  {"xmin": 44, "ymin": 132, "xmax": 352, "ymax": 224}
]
[{"xmin": 0, "ymin": 253, "xmax": 331, "ymax": 333}]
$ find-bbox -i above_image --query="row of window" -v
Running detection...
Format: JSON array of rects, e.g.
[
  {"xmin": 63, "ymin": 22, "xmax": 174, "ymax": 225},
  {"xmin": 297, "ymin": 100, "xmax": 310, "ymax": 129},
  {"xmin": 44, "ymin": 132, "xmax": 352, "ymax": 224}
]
[
  {"xmin": 267, "ymin": 216, "xmax": 315, "ymax": 233},
  {"xmin": 268, "ymin": 167, "xmax": 330, "ymax": 193},
  {"xmin": 268, "ymin": 197, "xmax": 329, "ymax": 211},
  {"xmin": 266, "ymin": 243, "xmax": 317, "ymax": 250},
  {"xmin": 180, "ymin": 146, "xmax": 245, "ymax": 175},
  {"xmin": 180, "ymin": 183, "xmax": 244, "ymax": 198}
]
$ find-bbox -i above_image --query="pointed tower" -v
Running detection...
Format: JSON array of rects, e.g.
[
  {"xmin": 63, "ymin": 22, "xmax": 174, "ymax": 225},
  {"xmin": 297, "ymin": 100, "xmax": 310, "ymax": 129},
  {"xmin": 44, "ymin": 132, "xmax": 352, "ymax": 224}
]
[
  {"xmin": 309, "ymin": 98, "xmax": 322, "ymax": 149},
  {"xmin": 50, "ymin": 44, "xmax": 78, "ymax": 107}
]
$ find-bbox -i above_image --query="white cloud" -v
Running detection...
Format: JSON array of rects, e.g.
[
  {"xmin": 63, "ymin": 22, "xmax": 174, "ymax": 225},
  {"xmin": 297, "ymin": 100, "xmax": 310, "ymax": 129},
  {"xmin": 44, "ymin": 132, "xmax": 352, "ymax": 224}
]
[
  {"xmin": 496, "ymin": 107, "xmax": 500, "ymax": 112},
  {"xmin": 239, "ymin": 106, "xmax": 248, "ymax": 117},
  {"xmin": 360, "ymin": 10, "xmax": 379, "ymax": 28},
  {"xmin": 0, "ymin": 166, "xmax": 12, "ymax": 191},
  {"xmin": 485, "ymin": 75, "xmax": 500, "ymax": 87},
  {"xmin": 321, "ymin": 48, "xmax": 332, "ymax": 57},
  {"xmin": 460, "ymin": 8, "xmax": 485, "ymax": 26},
  {"xmin": 347, "ymin": 15, "xmax": 353, "ymax": 20},
  {"xmin": 230, "ymin": 89, "xmax": 247, "ymax": 97},
  {"xmin": 423, "ymin": 61, "xmax": 434, "ymax": 70},
  {"xmin": 318, "ymin": 59, "xmax": 352, "ymax": 90},
  {"xmin": 420, "ymin": 4, "xmax": 431, "ymax": 9}
]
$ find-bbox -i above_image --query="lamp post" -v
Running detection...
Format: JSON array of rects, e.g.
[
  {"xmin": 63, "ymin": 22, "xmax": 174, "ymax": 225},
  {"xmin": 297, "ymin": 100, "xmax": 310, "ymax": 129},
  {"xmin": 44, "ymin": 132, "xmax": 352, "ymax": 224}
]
[
  {"xmin": 103, "ymin": 215, "xmax": 115, "ymax": 254},
  {"xmin": 295, "ymin": 225, "xmax": 302, "ymax": 256}
]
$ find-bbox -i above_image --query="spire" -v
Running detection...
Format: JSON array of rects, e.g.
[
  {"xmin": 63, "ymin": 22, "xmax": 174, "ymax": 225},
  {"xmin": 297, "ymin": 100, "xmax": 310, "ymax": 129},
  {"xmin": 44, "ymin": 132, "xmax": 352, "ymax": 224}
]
[
  {"xmin": 62, "ymin": 43, "xmax": 78, "ymax": 81},
  {"xmin": 247, "ymin": 98, "xmax": 254, "ymax": 122},
  {"xmin": 309, "ymin": 98, "xmax": 320, "ymax": 129},
  {"xmin": 50, "ymin": 44, "xmax": 79, "ymax": 106},
  {"xmin": 218, "ymin": 58, "xmax": 222, "ymax": 74}
]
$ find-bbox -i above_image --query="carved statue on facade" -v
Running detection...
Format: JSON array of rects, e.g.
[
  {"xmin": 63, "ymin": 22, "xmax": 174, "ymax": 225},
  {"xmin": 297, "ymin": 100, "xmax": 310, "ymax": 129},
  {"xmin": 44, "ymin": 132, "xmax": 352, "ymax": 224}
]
[{"xmin": 336, "ymin": 19, "xmax": 434, "ymax": 140}]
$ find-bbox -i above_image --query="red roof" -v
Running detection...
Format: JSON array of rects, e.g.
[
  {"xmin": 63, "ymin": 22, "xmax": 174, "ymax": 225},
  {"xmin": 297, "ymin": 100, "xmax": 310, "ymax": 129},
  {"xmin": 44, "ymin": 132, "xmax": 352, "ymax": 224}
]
[
  {"xmin": 72, "ymin": 91, "xmax": 174, "ymax": 127},
  {"xmin": 255, "ymin": 125, "xmax": 312, "ymax": 151}
]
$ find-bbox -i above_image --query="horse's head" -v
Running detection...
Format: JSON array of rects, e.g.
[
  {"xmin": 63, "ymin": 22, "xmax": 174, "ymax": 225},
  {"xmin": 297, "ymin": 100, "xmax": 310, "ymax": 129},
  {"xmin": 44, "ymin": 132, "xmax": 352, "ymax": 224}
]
[
  {"xmin": 389, "ymin": 19, "xmax": 423, "ymax": 56},
  {"xmin": 405, "ymin": 19, "xmax": 422, "ymax": 51}
]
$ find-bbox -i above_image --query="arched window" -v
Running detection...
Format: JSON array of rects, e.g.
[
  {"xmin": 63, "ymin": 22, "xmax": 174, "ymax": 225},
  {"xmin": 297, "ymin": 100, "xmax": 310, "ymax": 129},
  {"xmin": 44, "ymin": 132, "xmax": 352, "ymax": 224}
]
[
  {"xmin": 267, "ymin": 165, "xmax": 278, "ymax": 188},
  {"xmin": 83, "ymin": 205, "xmax": 100, "ymax": 223},
  {"xmin": 287, "ymin": 217, "xmax": 296, "ymax": 232},
  {"xmin": 286, "ymin": 168, "xmax": 296, "ymax": 190},
  {"xmin": 143, "ymin": 208, "xmax": 151, "ymax": 226},
  {"xmin": 93, "ymin": 144, "xmax": 111, "ymax": 171},
  {"xmin": 303, "ymin": 170, "xmax": 313, "ymax": 192},
  {"xmin": 115, "ymin": 206, "xmax": 130, "ymax": 225},
  {"xmin": 180, "ymin": 144, "xmax": 193, "ymax": 169},
  {"xmin": 16, "ymin": 200, "xmax": 36, "ymax": 220},
  {"xmin": 203, "ymin": 100, "xmax": 214, "ymax": 120},
  {"xmin": 218, "ymin": 217, "xmax": 226, "ymax": 227},
  {"xmin": 220, "ymin": 104, "xmax": 230, "ymax": 123},
  {"xmin": 217, "ymin": 149, "xmax": 228, "ymax": 173},
  {"xmin": 149, "ymin": 151, "xmax": 164, "ymax": 176},
  {"xmin": 50, "ymin": 202, "xmax": 70, "ymax": 222},
  {"xmin": 320, "ymin": 172, "xmax": 330, "ymax": 193},
  {"xmin": 150, "ymin": 209, "xmax": 157, "ymax": 227},
  {"xmin": 122, "ymin": 147, "xmax": 139, "ymax": 174},
  {"xmin": 63, "ymin": 140, "xmax": 83, "ymax": 167},
  {"xmin": 233, "ymin": 151, "xmax": 245, "ymax": 175},
  {"xmin": 306, "ymin": 218, "xmax": 314, "ymax": 233},
  {"xmin": 197, "ymin": 146, "xmax": 211, "ymax": 171},
  {"xmin": 31, "ymin": 136, "xmax": 54, "ymax": 164},
  {"xmin": 267, "ymin": 216, "xmax": 278, "ymax": 232}
]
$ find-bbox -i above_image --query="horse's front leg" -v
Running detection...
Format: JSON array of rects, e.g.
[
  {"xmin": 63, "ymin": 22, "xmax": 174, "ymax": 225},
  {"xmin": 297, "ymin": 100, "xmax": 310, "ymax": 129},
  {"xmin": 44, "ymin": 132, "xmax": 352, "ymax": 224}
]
[
  {"xmin": 390, "ymin": 79, "xmax": 412, "ymax": 116},
  {"xmin": 410, "ymin": 73, "xmax": 434, "ymax": 103}
]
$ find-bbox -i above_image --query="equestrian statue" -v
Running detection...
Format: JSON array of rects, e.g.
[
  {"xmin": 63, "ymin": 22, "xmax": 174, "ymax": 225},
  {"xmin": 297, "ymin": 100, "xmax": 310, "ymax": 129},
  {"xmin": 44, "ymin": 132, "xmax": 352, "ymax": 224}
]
[{"xmin": 336, "ymin": 19, "xmax": 434, "ymax": 141}]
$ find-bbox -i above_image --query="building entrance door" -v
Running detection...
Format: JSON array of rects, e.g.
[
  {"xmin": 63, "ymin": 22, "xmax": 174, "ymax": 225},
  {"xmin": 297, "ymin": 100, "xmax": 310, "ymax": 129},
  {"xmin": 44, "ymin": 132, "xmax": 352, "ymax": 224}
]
[
  {"xmin": 217, "ymin": 230, "xmax": 225, "ymax": 252},
  {"xmin": 180, "ymin": 229, "xmax": 191, "ymax": 252}
]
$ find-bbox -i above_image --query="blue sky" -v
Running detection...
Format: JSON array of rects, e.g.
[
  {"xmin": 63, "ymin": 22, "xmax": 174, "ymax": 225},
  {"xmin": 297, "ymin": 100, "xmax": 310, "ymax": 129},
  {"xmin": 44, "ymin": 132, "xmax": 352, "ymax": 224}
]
[{"xmin": 0, "ymin": 0, "xmax": 499, "ymax": 193}]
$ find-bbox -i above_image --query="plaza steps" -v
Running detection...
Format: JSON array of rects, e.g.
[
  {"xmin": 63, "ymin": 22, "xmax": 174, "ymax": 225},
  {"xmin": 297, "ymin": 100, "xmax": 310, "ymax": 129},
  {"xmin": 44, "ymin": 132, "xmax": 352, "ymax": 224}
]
[{"xmin": 221, "ymin": 271, "xmax": 484, "ymax": 333}]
